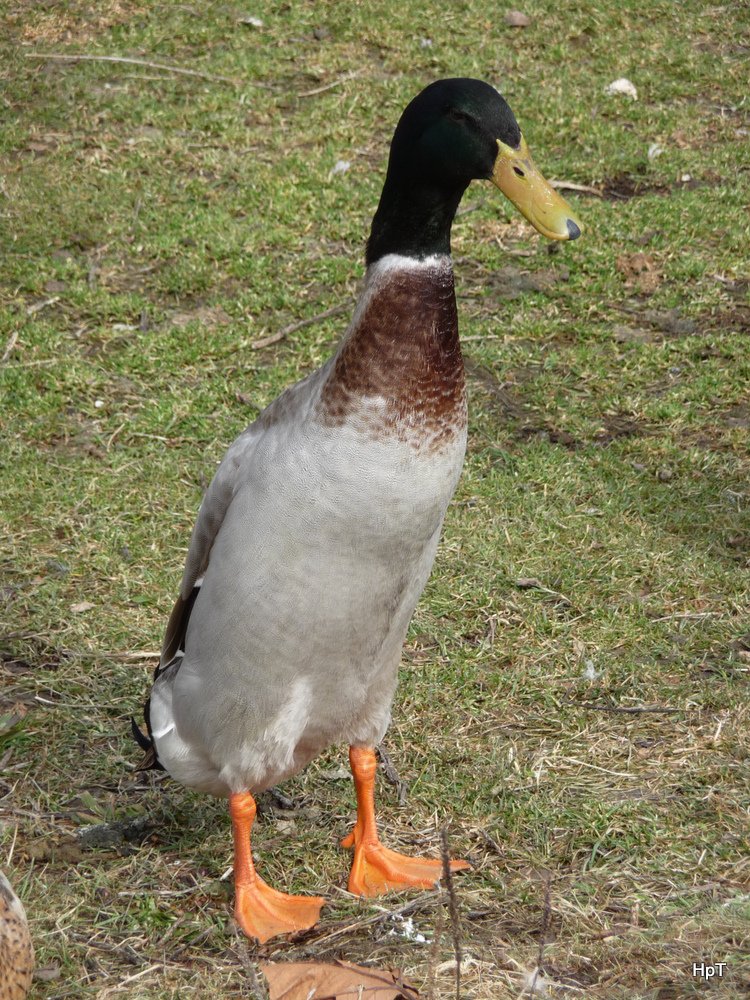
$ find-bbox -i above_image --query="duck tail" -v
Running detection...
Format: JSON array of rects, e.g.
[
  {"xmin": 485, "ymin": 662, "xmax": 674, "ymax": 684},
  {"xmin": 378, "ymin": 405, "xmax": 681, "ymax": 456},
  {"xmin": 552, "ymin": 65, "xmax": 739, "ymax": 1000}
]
[
  {"xmin": 130, "ymin": 692, "xmax": 165, "ymax": 772},
  {"xmin": 131, "ymin": 583, "xmax": 201, "ymax": 773}
]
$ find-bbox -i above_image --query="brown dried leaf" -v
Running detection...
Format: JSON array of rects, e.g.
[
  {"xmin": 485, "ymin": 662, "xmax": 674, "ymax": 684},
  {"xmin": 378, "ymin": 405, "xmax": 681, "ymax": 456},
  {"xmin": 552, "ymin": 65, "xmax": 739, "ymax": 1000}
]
[{"xmin": 260, "ymin": 960, "xmax": 420, "ymax": 1000}]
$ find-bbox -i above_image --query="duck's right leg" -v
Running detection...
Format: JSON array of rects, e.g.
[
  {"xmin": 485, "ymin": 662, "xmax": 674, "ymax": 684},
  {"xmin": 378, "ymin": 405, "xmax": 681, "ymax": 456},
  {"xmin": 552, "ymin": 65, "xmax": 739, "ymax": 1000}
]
[{"xmin": 230, "ymin": 792, "xmax": 324, "ymax": 943}]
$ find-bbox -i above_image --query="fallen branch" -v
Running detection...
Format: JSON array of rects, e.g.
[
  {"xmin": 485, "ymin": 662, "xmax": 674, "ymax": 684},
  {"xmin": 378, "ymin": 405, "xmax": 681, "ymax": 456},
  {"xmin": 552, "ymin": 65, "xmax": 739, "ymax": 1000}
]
[
  {"xmin": 26, "ymin": 52, "xmax": 237, "ymax": 85},
  {"xmin": 251, "ymin": 301, "xmax": 351, "ymax": 350}
]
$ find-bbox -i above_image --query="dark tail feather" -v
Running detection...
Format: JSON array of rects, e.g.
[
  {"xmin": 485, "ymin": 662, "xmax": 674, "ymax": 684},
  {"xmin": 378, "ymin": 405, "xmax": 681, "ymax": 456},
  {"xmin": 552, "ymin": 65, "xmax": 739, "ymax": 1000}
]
[
  {"xmin": 131, "ymin": 715, "xmax": 151, "ymax": 752},
  {"xmin": 130, "ymin": 696, "xmax": 165, "ymax": 772},
  {"xmin": 132, "ymin": 582, "xmax": 201, "ymax": 775}
]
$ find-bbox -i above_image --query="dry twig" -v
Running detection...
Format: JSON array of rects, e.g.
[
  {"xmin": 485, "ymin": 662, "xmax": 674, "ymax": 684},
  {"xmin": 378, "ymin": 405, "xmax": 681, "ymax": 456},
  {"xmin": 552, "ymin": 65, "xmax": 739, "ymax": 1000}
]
[
  {"xmin": 298, "ymin": 70, "xmax": 361, "ymax": 98},
  {"xmin": 251, "ymin": 302, "xmax": 351, "ymax": 350},
  {"xmin": 548, "ymin": 179, "xmax": 603, "ymax": 197},
  {"xmin": 579, "ymin": 702, "xmax": 681, "ymax": 715},
  {"xmin": 377, "ymin": 743, "xmax": 409, "ymax": 805},
  {"xmin": 529, "ymin": 873, "xmax": 552, "ymax": 994},
  {"xmin": 26, "ymin": 52, "xmax": 237, "ymax": 85},
  {"xmin": 233, "ymin": 928, "xmax": 268, "ymax": 1000},
  {"xmin": 440, "ymin": 828, "xmax": 462, "ymax": 1000},
  {"xmin": 309, "ymin": 891, "xmax": 439, "ymax": 947}
]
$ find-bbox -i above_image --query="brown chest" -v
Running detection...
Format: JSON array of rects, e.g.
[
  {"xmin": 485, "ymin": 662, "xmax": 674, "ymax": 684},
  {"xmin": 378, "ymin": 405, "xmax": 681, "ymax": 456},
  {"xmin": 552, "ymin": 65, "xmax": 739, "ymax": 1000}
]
[{"xmin": 317, "ymin": 261, "xmax": 466, "ymax": 450}]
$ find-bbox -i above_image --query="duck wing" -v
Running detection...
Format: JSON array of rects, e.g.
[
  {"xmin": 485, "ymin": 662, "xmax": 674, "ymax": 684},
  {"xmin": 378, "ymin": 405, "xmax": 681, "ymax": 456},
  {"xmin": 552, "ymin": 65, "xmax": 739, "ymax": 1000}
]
[{"xmin": 161, "ymin": 364, "xmax": 328, "ymax": 664}]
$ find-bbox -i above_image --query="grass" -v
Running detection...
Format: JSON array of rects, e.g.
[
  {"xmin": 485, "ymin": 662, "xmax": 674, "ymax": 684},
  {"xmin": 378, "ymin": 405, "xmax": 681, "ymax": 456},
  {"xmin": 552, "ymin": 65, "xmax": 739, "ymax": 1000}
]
[{"xmin": 1, "ymin": 1, "xmax": 749, "ymax": 997}]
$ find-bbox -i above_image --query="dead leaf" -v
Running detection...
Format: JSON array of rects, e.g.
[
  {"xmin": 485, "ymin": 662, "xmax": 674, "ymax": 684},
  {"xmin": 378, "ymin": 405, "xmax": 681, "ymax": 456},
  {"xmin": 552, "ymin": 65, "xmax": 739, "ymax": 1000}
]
[
  {"xmin": 34, "ymin": 964, "xmax": 62, "ymax": 983},
  {"xmin": 505, "ymin": 10, "xmax": 531, "ymax": 26},
  {"xmin": 70, "ymin": 601, "xmax": 95, "ymax": 613},
  {"xmin": 616, "ymin": 253, "xmax": 661, "ymax": 294},
  {"xmin": 261, "ymin": 960, "xmax": 420, "ymax": 1000},
  {"xmin": 487, "ymin": 265, "xmax": 568, "ymax": 299}
]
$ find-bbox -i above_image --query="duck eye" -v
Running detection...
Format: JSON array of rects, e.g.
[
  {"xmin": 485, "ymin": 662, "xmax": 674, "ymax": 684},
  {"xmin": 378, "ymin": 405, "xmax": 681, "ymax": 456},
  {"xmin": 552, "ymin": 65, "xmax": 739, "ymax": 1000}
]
[
  {"xmin": 513, "ymin": 166, "xmax": 525, "ymax": 177},
  {"xmin": 447, "ymin": 108, "xmax": 474, "ymax": 126}
]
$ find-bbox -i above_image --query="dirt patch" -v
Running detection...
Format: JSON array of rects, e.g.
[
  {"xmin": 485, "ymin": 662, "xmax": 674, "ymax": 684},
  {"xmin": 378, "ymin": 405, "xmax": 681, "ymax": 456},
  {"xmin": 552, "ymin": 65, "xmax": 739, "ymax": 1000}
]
[
  {"xmin": 513, "ymin": 414, "xmax": 650, "ymax": 451},
  {"xmin": 615, "ymin": 306, "xmax": 699, "ymax": 339},
  {"xmin": 601, "ymin": 172, "xmax": 671, "ymax": 201},
  {"xmin": 616, "ymin": 253, "xmax": 661, "ymax": 295},
  {"xmin": 488, "ymin": 265, "xmax": 569, "ymax": 298},
  {"xmin": 708, "ymin": 304, "xmax": 750, "ymax": 333},
  {"xmin": 462, "ymin": 264, "xmax": 571, "ymax": 303}
]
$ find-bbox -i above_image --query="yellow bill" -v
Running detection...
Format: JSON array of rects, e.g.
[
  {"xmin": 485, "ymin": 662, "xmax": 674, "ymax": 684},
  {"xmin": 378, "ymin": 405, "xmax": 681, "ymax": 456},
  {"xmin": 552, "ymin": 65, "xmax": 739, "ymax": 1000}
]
[{"xmin": 492, "ymin": 135, "xmax": 582, "ymax": 241}]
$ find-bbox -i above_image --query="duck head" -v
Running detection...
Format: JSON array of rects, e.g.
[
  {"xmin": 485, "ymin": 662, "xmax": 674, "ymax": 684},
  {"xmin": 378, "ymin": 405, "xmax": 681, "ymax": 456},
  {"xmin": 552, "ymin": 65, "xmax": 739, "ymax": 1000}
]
[{"xmin": 367, "ymin": 78, "xmax": 582, "ymax": 263}]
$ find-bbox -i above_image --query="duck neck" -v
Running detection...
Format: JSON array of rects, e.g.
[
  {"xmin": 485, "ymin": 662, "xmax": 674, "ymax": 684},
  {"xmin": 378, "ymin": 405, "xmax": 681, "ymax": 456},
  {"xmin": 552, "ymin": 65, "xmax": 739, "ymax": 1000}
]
[
  {"xmin": 318, "ymin": 253, "xmax": 465, "ymax": 444},
  {"xmin": 365, "ymin": 176, "xmax": 468, "ymax": 265}
]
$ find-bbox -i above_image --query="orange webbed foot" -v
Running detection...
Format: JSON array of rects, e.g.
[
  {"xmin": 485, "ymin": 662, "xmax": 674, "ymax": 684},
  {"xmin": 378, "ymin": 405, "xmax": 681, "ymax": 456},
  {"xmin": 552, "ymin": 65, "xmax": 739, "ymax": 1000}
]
[
  {"xmin": 341, "ymin": 829, "xmax": 470, "ymax": 897},
  {"xmin": 229, "ymin": 791, "xmax": 324, "ymax": 944},
  {"xmin": 234, "ymin": 878, "xmax": 325, "ymax": 943},
  {"xmin": 342, "ymin": 746, "xmax": 470, "ymax": 897}
]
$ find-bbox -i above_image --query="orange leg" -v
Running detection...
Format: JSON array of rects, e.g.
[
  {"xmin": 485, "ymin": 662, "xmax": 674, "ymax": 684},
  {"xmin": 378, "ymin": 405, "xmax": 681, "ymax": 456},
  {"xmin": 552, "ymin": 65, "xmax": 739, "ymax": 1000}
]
[
  {"xmin": 341, "ymin": 746, "xmax": 470, "ymax": 897},
  {"xmin": 230, "ymin": 791, "xmax": 324, "ymax": 943}
]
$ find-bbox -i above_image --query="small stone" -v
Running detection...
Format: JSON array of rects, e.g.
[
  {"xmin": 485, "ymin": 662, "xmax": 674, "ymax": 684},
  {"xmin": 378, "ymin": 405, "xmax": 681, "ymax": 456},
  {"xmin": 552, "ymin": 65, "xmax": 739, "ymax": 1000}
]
[
  {"xmin": 605, "ymin": 78, "xmax": 638, "ymax": 100},
  {"xmin": 657, "ymin": 467, "xmax": 674, "ymax": 482}
]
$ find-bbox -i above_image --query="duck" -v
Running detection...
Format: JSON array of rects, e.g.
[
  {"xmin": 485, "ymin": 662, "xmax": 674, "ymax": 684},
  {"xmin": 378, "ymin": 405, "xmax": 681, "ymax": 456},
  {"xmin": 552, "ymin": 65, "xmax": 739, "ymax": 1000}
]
[
  {"xmin": 132, "ymin": 77, "xmax": 581, "ymax": 944},
  {"xmin": 0, "ymin": 871, "xmax": 34, "ymax": 1000}
]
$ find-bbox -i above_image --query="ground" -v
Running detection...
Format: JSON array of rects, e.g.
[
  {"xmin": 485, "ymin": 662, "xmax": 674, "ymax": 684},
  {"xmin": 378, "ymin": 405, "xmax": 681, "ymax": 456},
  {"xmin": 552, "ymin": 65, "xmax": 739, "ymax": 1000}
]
[{"xmin": 1, "ymin": 1, "xmax": 749, "ymax": 997}]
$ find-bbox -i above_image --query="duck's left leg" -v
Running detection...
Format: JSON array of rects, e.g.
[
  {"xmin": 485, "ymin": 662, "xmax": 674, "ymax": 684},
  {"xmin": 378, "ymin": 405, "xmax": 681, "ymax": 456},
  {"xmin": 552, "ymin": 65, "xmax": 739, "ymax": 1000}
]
[{"xmin": 341, "ymin": 746, "xmax": 470, "ymax": 896}]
